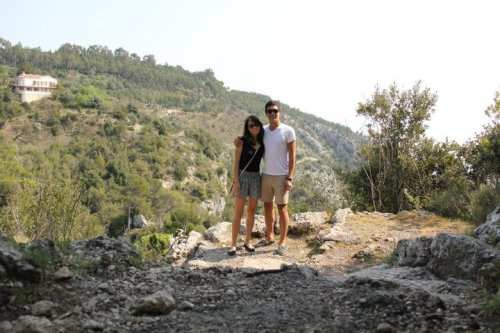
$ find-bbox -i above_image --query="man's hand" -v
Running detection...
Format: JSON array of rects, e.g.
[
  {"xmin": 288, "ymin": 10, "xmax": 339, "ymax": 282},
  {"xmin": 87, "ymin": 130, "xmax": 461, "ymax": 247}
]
[
  {"xmin": 284, "ymin": 179, "xmax": 293, "ymax": 192},
  {"xmin": 234, "ymin": 136, "xmax": 243, "ymax": 146}
]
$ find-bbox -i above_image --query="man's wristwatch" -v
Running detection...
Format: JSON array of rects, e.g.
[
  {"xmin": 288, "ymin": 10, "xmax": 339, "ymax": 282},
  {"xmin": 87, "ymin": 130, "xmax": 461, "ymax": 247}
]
[{"xmin": 286, "ymin": 177, "xmax": 293, "ymax": 182}]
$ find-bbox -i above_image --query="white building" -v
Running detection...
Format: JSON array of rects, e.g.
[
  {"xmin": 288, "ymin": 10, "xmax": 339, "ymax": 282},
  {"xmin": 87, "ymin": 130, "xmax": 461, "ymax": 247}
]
[{"xmin": 14, "ymin": 73, "xmax": 57, "ymax": 103}]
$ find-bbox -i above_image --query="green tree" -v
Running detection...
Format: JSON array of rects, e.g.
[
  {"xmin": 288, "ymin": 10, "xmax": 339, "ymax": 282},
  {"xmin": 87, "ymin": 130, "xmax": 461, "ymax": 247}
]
[{"xmin": 355, "ymin": 82, "xmax": 438, "ymax": 212}]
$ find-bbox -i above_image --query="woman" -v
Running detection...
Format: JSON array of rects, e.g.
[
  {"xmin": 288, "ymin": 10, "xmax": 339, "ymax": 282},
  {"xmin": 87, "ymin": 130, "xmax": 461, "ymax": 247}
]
[{"xmin": 228, "ymin": 115, "xmax": 265, "ymax": 255}]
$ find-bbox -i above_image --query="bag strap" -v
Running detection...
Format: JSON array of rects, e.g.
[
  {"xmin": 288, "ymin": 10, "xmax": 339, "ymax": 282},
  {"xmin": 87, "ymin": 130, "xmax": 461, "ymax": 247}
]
[{"xmin": 238, "ymin": 145, "xmax": 260, "ymax": 180}]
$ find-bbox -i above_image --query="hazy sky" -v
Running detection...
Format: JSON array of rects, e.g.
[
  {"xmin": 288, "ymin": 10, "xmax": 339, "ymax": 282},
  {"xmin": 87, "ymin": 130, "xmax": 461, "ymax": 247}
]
[{"xmin": 1, "ymin": 0, "xmax": 499, "ymax": 143}]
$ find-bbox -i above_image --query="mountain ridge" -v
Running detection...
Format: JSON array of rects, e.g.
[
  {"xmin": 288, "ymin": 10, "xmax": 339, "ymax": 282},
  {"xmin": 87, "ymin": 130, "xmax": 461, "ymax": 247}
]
[{"xmin": 0, "ymin": 37, "xmax": 363, "ymax": 236}]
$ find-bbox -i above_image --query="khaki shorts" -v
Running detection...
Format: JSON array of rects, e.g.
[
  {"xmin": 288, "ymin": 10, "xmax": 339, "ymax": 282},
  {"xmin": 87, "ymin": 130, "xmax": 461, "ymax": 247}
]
[{"xmin": 261, "ymin": 174, "xmax": 289, "ymax": 205}]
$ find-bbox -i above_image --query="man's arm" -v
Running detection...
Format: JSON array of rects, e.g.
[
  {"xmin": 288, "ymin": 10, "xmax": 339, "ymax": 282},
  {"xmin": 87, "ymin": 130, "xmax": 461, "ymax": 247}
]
[
  {"xmin": 234, "ymin": 136, "xmax": 243, "ymax": 146},
  {"xmin": 285, "ymin": 140, "xmax": 297, "ymax": 191}
]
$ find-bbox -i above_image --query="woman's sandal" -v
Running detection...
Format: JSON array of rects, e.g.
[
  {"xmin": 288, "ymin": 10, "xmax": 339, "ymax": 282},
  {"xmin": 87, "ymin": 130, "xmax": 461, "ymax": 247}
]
[
  {"xmin": 255, "ymin": 239, "xmax": 276, "ymax": 248},
  {"xmin": 243, "ymin": 243, "xmax": 255, "ymax": 252},
  {"xmin": 227, "ymin": 247, "xmax": 237, "ymax": 256}
]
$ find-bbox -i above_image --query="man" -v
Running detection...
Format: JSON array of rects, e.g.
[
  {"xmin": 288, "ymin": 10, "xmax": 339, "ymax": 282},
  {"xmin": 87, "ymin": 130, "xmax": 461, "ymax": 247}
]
[{"xmin": 237, "ymin": 100, "xmax": 297, "ymax": 255}]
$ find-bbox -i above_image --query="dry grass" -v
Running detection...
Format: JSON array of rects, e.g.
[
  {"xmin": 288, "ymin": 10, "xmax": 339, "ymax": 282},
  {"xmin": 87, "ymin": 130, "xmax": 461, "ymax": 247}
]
[{"xmin": 285, "ymin": 210, "xmax": 475, "ymax": 274}]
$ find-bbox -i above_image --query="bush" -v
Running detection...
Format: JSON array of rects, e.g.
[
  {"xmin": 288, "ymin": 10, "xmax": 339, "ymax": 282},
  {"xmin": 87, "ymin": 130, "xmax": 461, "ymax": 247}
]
[
  {"xmin": 133, "ymin": 232, "xmax": 172, "ymax": 261},
  {"xmin": 0, "ymin": 177, "xmax": 105, "ymax": 242},
  {"xmin": 468, "ymin": 184, "xmax": 500, "ymax": 225},
  {"xmin": 427, "ymin": 186, "xmax": 470, "ymax": 218}
]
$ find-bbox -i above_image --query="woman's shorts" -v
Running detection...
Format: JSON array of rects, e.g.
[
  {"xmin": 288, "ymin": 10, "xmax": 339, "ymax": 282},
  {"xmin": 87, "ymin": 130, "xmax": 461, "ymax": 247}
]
[{"xmin": 238, "ymin": 171, "xmax": 261, "ymax": 199}]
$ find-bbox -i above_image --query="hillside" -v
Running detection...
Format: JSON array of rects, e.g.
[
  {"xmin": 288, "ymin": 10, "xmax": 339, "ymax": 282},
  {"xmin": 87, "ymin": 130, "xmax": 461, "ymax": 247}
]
[{"xmin": 0, "ymin": 38, "xmax": 364, "ymax": 237}]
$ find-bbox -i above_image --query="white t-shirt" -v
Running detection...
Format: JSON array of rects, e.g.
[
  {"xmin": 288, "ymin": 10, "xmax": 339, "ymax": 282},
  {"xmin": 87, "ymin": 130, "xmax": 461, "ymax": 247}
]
[{"xmin": 262, "ymin": 123, "xmax": 296, "ymax": 176}]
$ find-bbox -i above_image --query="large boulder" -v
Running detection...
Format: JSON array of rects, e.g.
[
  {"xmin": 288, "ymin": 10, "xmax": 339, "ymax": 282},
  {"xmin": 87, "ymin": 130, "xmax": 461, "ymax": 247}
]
[
  {"xmin": 474, "ymin": 207, "xmax": 500, "ymax": 246},
  {"xmin": 26, "ymin": 238, "xmax": 62, "ymax": 263},
  {"xmin": 395, "ymin": 237, "xmax": 433, "ymax": 267},
  {"xmin": 330, "ymin": 208, "xmax": 353, "ymax": 225},
  {"xmin": 427, "ymin": 233, "xmax": 500, "ymax": 280},
  {"xmin": 320, "ymin": 228, "xmax": 362, "ymax": 245},
  {"xmin": 170, "ymin": 231, "xmax": 203, "ymax": 260},
  {"xmin": 0, "ymin": 234, "xmax": 41, "ymax": 282},
  {"xmin": 204, "ymin": 222, "xmax": 232, "ymax": 243},
  {"xmin": 289, "ymin": 212, "xmax": 327, "ymax": 235},
  {"xmin": 67, "ymin": 236, "xmax": 140, "ymax": 267},
  {"xmin": 131, "ymin": 215, "xmax": 150, "ymax": 229},
  {"xmin": 250, "ymin": 215, "xmax": 266, "ymax": 238},
  {"xmin": 132, "ymin": 291, "xmax": 176, "ymax": 315}
]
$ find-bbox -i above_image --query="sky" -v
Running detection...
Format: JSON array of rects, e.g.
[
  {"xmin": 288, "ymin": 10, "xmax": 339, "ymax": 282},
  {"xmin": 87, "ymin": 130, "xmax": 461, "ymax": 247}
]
[{"xmin": 1, "ymin": 0, "xmax": 499, "ymax": 143}]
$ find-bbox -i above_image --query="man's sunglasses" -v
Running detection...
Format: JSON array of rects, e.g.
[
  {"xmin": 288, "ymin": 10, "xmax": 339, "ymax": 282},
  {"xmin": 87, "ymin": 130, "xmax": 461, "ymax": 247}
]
[{"xmin": 266, "ymin": 109, "xmax": 279, "ymax": 114}]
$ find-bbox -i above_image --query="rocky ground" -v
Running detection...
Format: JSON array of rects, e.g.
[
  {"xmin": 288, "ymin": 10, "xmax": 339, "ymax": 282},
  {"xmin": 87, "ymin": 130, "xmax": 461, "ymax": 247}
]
[{"xmin": 0, "ymin": 209, "xmax": 499, "ymax": 332}]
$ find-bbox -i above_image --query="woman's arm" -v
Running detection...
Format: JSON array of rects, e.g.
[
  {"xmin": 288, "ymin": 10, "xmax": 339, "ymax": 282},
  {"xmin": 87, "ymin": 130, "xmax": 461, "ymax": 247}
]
[{"xmin": 233, "ymin": 144, "xmax": 243, "ymax": 187}]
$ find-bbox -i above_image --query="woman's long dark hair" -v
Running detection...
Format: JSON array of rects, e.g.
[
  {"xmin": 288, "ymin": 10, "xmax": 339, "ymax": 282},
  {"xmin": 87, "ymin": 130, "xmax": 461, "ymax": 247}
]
[{"xmin": 243, "ymin": 115, "xmax": 264, "ymax": 148}]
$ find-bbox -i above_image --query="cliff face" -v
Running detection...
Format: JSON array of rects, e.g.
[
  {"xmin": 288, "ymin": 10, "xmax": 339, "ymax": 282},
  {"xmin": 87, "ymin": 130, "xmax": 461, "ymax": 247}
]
[{"xmin": 1, "ymin": 209, "xmax": 498, "ymax": 332}]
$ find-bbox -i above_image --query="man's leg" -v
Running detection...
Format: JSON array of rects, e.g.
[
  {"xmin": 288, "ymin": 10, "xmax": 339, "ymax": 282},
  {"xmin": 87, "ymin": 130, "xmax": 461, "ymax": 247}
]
[
  {"xmin": 264, "ymin": 201, "xmax": 275, "ymax": 242},
  {"xmin": 277, "ymin": 204, "xmax": 289, "ymax": 246}
]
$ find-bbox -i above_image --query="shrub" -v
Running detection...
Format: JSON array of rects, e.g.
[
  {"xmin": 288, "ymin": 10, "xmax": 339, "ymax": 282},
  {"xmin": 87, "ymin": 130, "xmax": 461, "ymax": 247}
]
[
  {"xmin": 133, "ymin": 232, "xmax": 172, "ymax": 261},
  {"xmin": 1, "ymin": 177, "xmax": 105, "ymax": 242},
  {"xmin": 468, "ymin": 184, "xmax": 500, "ymax": 225},
  {"xmin": 427, "ymin": 186, "xmax": 470, "ymax": 218}
]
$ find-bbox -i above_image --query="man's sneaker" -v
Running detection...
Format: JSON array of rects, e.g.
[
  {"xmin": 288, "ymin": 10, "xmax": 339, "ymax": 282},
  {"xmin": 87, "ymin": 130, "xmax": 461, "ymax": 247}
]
[{"xmin": 274, "ymin": 245, "xmax": 287, "ymax": 256}]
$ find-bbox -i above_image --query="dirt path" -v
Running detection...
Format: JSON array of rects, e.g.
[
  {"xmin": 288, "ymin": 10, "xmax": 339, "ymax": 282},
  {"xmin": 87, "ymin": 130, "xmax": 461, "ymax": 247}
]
[{"xmin": 181, "ymin": 211, "xmax": 473, "ymax": 277}]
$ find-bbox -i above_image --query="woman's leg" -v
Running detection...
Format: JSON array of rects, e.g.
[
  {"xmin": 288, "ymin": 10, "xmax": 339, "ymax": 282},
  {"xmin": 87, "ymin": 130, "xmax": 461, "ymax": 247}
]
[
  {"xmin": 231, "ymin": 197, "xmax": 245, "ymax": 248},
  {"xmin": 245, "ymin": 198, "xmax": 258, "ymax": 245}
]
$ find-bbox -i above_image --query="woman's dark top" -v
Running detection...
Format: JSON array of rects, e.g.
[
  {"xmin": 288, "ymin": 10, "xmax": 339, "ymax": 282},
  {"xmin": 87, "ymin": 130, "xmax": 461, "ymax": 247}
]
[{"xmin": 239, "ymin": 136, "xmax": 264, "ymax": 172}]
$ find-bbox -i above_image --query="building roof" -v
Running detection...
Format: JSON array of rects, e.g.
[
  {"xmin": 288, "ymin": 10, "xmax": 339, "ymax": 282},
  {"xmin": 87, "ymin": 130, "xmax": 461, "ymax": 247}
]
[{"xmin": 17, "ymin": 73, "xmax": 56, "ymax": 80}]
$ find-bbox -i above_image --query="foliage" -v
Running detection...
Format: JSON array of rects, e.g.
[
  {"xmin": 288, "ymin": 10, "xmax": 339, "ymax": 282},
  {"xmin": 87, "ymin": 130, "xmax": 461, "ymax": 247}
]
[
  {"xmin": 480, "ymin": 259, "xmax": 500, "ymax": 331},
  {"xmin": 353, "ymin": 82, "xmax": 438, "ymax": 212},
  {"xmin": 0, "ymin": 37, "xmax": 367, "ymax": 241},
  {"xmin": 133, "ymin": 232, "xmax": 171, "ymax": 261},
  {"xmin": 467, "ymin": 184, "xmax": 500, "ymax": 225},
  {"xmin": 0, "ymin": 142, "xmax": 24, "ymax": 206},
  {"xmin": 0, "ymin": 177, "xmax": 104, "ymax": 242},
  {"xmin": 24, "ymin": 246, "xmax": 56, "ymax": 268}
]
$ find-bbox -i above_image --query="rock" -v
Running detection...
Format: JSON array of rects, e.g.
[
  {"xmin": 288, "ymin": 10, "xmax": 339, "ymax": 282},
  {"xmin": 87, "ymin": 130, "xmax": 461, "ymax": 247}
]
[
  {"xmin": 0, "ymin": 263, "xmax": 7, "ymax": 279},
  {"xmin": 26, "ymin": 239, "xmax": 62, "ymax": 264},
  {"xmin": 319, "ymin": 241, "xmax": 336, "ymax": 253},
  {"xmin": 376, "ymin": 322, "xmax": 396, "ymax": 332},
  {"xmin": 31, "ymin": 300, "xmax": 56, "ymax": 317},
  {"xmin": 395, "ymin": 237, "xmax": 433, "ymax": 267},
  {"xmin": 132, "ymin": 291, "xmax": 176, "ymax": 315},
  {"xmin": 0, "ymin": 236, "xmax": 24, "ymax": 272},
  {"xmin": 54, "ymin": 266, "xmax": 73, "ymax": 281},
  {"xmin": 289, "ymin": 212, "xmax": 327, "ymax": 235},
  {"xmin": 204, "ymin": 222, "xmax": 232, "ymax": 243},
  {"xmin": 320, "ymin": 229, "xmax": 362, "ymax": 245},
  {"xmin": 81, "ymin": 236, "xmax": 139, "ymax": 256},
  {"xmin": 250, "ymin": 215, "xmax": 266, "ymax": 238},
  {"xmin": 330, "ymin": 208, "xmax": 353, "ymax": 225},
  {"xmin": 0, "ymin": 321, "xmax": 13, "ymax": 332},
  {"xmin": 200, "ymin": 197, "xmax": 226, "ymax": 216},
  {"xmin": 13, "ymin": 315, "xmax": 54, "ymax": 333},
  {"xmin": 475, "ymin": 207, "xmax": 500, "ymax": 246},
  {"xmin": 354, "ymin": 247, "xmax": 373, "ymax": 260},
  {"xmin": 83, "ymin": 319, "xmax": 105, "ymax": 330},
  {"xmin": 170, "ymin": 231, "xmax": 203, "ymax": 260},
  {"xmin": 132, "ymin": 215, "xmax": 150, "ymax": 229},
  {"xmin": 14, "ymin": 261, "xmax": 41, "ymax": 283},
  {"xmin": 427, "ymin": 233, "xmax": 500, "ymax": 280},
  {"xmin": 178, "ymin": 300, "xmax": 195, "ymax": 311}
]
